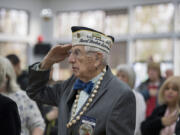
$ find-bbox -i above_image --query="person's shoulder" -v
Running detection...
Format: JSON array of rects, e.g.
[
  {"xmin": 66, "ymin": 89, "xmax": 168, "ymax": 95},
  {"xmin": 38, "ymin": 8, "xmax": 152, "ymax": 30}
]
[
  {"xmin": 109, "ymin": 76, "xmax": 131, "ymax": 91},
  {"xmin": 15, "ymin": 89, "xmax": 26, "ymax": 96},
  {"xmin": 133, "ymin": 90, "xmax": 146, "ymax": 106},
  {"xmin": 14, "ymin": 90, "xmax": 30, "ymax": 101},
  {"xmin": 136, "ymin": 79, "xmax": 150, "ymax": 91},
  {"xmin": 20, "ymin": 70, "xmax": 28, "ymax": 76},
  {"xmin": 133, "ymin": 90, "xmax": 143, "ymax": 99},
  {"xmin": 0, "ymin": 94, "xmax": 17, "ymax": 109},
  {"xmin": 0, "ymin": 94, "xmax": 14, "ymax": 104},
  {"xmin": 155, "ymin": 104, "xmax": 167, "ymax": 110},
  {"xmin": 152, "ymin": 104, "xmax": 167, "ymax": 115},
  {"xmin": 160, "ymin": 77, "xmax": 166, "ymax": 84},
  {"xmin": 107, "ymin": 77, "xmax": 135, "ymax": 106},
  {"xmin": 106, "ymin": 75, "xmax": 133, "ymax": 99},
  {"xmin": 140, "ymin": 79, "xmax": 150, "ymax": 86}
]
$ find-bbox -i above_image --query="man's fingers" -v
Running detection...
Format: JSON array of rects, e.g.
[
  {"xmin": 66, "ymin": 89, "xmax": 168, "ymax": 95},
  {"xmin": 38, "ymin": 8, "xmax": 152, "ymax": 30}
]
[
  {"xmin": 62, "ymin": 44, "xmax": 72, "ymax": 50},
  {"xmin": 54, "ymin": 44, "xmax": 72, "ymax": 52},
  {"xmin": 56, "ymin": 53, "xmax": 69, "ymax": 62}
]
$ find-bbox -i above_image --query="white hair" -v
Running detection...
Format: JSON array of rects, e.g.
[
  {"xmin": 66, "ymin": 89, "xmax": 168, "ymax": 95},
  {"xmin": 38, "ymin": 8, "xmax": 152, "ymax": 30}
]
[
  {"xmin": 116, "ymin": 64, "xmax": 136, "ymax": 89},
  {"xmin": 84, "ymin": 46, "xmax": 109, "ymax": 66},
  {"xmin": 0, "ymin": 56, "xmax": 20, "ymax": 92},
  {"xmin": 0, "ymin": 58, "xmax": 6, "ymax": 88}
]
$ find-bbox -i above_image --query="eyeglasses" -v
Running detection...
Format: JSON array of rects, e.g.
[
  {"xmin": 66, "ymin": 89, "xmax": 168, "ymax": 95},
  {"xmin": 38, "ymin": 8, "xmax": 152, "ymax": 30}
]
[
  {"xmin": 69, "ymin": 48, "xmax": 96, "ymax": 57},
  {"xmin": 68, "ymin": 49, "xmax": 85, "ymax": 58}
]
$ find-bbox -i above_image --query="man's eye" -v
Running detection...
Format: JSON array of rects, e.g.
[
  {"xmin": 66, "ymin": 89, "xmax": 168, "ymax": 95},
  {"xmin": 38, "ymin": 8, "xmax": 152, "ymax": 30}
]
[
  {"xmin": 74, "ymin": 50, "xmax": 80, "ymax": 56},
  {"xmin": 68, "ymin": 50, "xmax": 72, "ymax": 55}
]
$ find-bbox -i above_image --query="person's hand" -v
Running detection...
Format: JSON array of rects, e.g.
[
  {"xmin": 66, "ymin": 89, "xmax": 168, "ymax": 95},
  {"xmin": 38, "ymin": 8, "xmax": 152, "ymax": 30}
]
[
  {"xmin": 46, "ymin": 107, "xmax": 58, "ymax": 121},
  {"xmin": 161, "ymin": 112, "xmax": 178, "ymax": 127},
  {"xmin": 149, "ymin": 89, "xmax": 157, "ymax": 97},
  {"xmin": 40, "ymin": 44, "xmax": 72, "ymax": 70}
]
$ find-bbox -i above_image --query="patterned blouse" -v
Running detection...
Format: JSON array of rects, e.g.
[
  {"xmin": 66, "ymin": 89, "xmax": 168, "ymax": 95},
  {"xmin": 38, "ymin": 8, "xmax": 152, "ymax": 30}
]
[{"xmin": 3, "ymin": 90, "xmax": 45, "ymax": 135}]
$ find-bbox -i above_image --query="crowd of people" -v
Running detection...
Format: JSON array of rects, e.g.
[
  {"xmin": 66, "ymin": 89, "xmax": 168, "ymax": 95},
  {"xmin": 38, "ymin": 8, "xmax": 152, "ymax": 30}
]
[
  {"xmin": 0, "ymin": 26, "xmax": 180, "ymax": 135},
  {"xmin": 116, "ymin": 63, "xmax": 180, "ymax": 135}
]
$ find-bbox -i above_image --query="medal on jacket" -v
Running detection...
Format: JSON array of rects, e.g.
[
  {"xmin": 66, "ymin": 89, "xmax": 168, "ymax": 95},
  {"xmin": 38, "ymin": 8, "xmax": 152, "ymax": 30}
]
[{"xmin": 79, "ymin": 115, "xmax": 96, "ymax": 135}]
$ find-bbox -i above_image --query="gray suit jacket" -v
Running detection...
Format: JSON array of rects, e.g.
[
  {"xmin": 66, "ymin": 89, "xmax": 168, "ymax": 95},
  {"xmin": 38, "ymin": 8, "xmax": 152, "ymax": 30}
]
[{"xmin": 26, "ymin": 64, "xmax": 136, "ymax": 135}]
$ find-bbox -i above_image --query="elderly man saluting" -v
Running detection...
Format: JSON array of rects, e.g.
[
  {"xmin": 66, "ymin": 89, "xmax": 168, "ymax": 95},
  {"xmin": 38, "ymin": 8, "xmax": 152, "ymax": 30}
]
[{"xmin": 26, "ymin": 26, "xmax": 136, "ymax": 135}]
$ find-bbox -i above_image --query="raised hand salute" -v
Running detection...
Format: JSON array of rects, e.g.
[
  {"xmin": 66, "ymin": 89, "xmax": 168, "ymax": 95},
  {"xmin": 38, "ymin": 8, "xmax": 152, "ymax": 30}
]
[{"xmin": 40, "ymin": 44, "xmax": 72, "ymax": 70}]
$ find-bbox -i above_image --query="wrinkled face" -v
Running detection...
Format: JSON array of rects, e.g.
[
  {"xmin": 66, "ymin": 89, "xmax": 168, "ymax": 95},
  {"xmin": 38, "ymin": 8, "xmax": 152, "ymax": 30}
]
[
  {"xmin": 68, "ymin": 46, "xmax": 98, "ymax": 81},
  {"xmin": 148, "ymin": 68, "xmax": 159, "ymax": 81},
  {"xmin": 164, "ymin": 83, "xmax": 179, "ymax": 105},
  {"xmin": 117, "ymin": 71, "xmax": 128, "ymax": 84}
]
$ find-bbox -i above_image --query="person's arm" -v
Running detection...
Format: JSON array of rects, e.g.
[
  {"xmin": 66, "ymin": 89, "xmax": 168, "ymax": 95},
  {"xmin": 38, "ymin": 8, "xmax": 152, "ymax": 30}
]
[
  {"xmin": 134, "ymin": 92, "xmax": 146, "ymax": 135},
  {"xmin": 31, "ymin": 127, "xmax": 44, "ymax": 135},
  {"xmin": 26, "ymin": 44, "xmax": 72, "ymax": 106},
  {"xmin": 175, "ymin": 116, "xmax": 180, "ymax": 135},
  {"xmin": 22, "ymin": 91, "xmax": 45, "ymax": 135},
  {"xmin": 106, "ymin": 90, "xmax": 136, "ymax": 135},
  {"xmin": 45, "ymin": 107, "xmax": 58, "ymax": 121},
  {"xmin": 40, "ymin": 44, "xmax": 72, "ymax": 70},
  {"xmin": 141, "ymin": 107, "xmax": 164, "ymax": 135}
]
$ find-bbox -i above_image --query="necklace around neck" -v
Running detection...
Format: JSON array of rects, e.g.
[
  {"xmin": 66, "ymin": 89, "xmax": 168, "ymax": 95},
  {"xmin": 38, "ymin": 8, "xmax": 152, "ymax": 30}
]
[{"xmin": 67, "ymin": 68, "xmax": 106, "ymax": 128}]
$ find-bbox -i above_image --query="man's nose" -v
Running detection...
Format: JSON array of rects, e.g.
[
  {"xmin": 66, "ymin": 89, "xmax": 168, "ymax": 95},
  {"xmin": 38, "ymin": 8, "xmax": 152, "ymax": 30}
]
[{"xmin": 68, "ymin": 53, "xmax": 75, "ymax": 63}]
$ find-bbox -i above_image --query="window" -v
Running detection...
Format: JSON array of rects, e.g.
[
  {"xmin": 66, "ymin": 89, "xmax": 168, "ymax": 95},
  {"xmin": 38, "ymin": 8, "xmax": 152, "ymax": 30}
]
[
  {"xmin": 0, "ymin": 42, "xmax": 28, "ymax": 68},
  {"xmin": 79, "ymin": 11, "xmax": 105, "ymax": 32},
  {"xmin": 105, "ymin": 9, "xmax": 128, "ymax": 35},
  {"xmin": 133, "ymin": 39, "xmax": 173, "ymax": 87},
  {"xmin": 109, "ymin": 41, "xmax": 127, "ymax": 68},
  {"xmin": 0, "ymin": 8, "xmax": 29, "ymax": 35},
  {"xmin": 55, "ymin": 9, "xmax": 128, "ymax": 40},
  {"xmin": 174, "ymin": 39, "xmax": 180, "ymax": 75},
  {"xmin": 53, "ymin": 2, "xmax": 180, "ymax": 83},
  {"xmin": 55, "ymin": 12, "xmax": 80, "ymax": 40},
  {"xmin": 134, "ymin": 3, "xmax": 174, "ymax": 33},
  {"xmin": 133, "ymin": 61, "xmax": 173, "ymax": 88},
  {"xmin": 133, "ymin": 62, "xmax": 147, "ymax": 88},
  {"xmin": 176, "ymin": 4, "xmax": 180, "ymax": 32},
  {"xmin": 55, "ymin": 10, "xmax": 105, "ymax": 40},
  {"xmin": 134, "ymin": 39, "xmax": 173, "ymax": 62}
]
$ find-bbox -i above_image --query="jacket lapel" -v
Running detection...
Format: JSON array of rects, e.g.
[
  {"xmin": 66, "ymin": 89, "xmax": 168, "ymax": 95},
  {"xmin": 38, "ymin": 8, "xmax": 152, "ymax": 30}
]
[
  {"xmin": 64, "ymin": 66, "xmax": 114, "ymax": 120},
  {"xmin": 59, "ymin": 76, "xmax": 77, "ymax": 124},
  {"xmin": 66, "ymin": 86, "xmax": 77, "ymax": 115},
  {"xmin": 88, "ymin": 66, "xmax": 114, "ymax": 110}
]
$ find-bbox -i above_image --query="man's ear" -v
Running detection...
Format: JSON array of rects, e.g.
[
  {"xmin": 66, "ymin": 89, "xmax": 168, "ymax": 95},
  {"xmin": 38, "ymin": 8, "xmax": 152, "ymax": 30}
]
[
  {"xmin": 96, "ymin": 52, "xmax": 103, "ymax": 60},
  {"xmin": 94, "ymin": 52, "xmax": 103, "ymax": 66}
]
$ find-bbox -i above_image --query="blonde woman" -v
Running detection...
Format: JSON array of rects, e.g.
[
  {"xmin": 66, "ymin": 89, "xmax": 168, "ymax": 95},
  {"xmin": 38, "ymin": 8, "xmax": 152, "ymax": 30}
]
[
  {"xmin": 0, "ymin": 56, "xmax": 21, "ymax": 135},
  {"xmin": 141, "ymin": 76, "xmax": 180, "ymax": 135},
  {"xmin": 0, "ymin": 56, "xmax": 45, "ymax": 135}
]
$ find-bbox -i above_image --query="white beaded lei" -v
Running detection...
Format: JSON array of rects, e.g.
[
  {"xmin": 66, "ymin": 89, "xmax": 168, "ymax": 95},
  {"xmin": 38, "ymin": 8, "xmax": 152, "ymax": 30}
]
[{"xmin": 66, "ymin": 68, "xmax": 106, "ymax": 128}]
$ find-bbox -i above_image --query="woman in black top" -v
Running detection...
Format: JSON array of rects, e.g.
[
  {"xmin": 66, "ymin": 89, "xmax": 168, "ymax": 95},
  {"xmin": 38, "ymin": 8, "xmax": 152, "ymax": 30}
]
[
  {"xmin": 0, "ymin": 56, "xmax": 21, "ymax": 135},
  {"xmin": 0, "ymin": 93, "xmax": 21, "ymax": 135},
  {"xmin": 141, "ymin": 76, "xmax": 180, "ymax": 135}
]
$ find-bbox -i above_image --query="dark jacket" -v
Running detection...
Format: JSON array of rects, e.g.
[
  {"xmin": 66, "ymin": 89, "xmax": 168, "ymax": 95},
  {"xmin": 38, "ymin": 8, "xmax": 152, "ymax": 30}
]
[
  {"xmin": 26, "ymin": 64, "xmax": 136, "ymax": 135},
  {"xmin": 136, "ymin": 77, "xmax": 165, "ymax": 101},
  {"xmin": 0, "ymin": 94, "xmax": 21, "ymax": 135},
  {"xmin": 141, "ymin": 104, "xmax": 180, "ymax": 135},
  {"xmin": 17, "ymin": 70, "xmax": 29, "ymax": 90}
]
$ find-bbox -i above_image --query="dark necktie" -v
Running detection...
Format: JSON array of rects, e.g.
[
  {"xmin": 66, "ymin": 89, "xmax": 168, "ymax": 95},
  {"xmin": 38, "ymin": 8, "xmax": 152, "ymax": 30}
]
[{"xmin": 73, "ymin": 79, "xmax": 94, "ymax": 94}]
